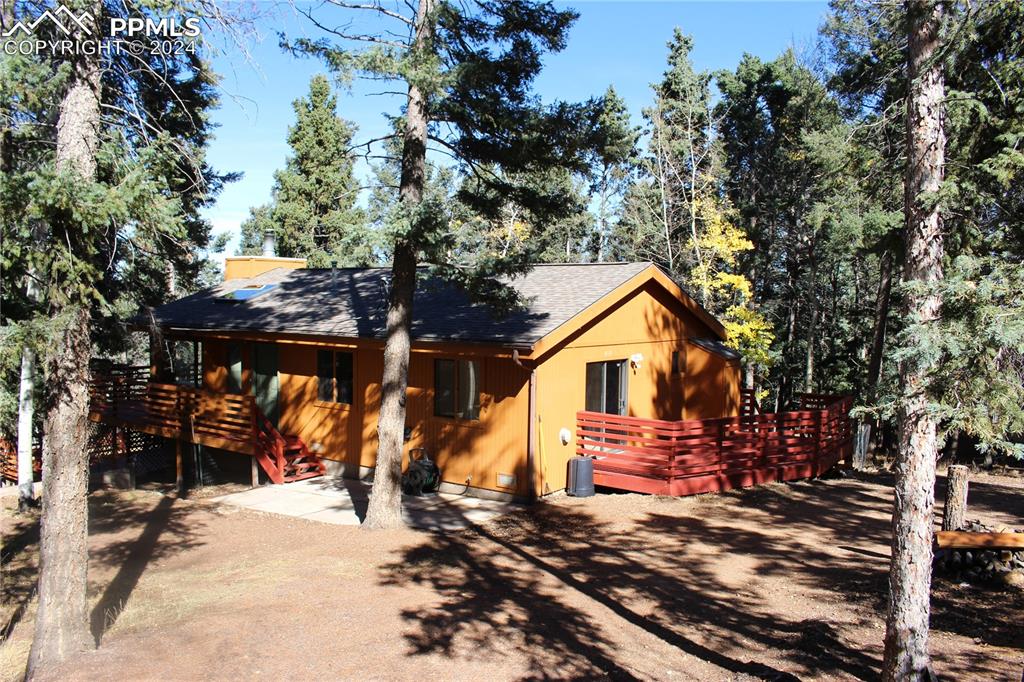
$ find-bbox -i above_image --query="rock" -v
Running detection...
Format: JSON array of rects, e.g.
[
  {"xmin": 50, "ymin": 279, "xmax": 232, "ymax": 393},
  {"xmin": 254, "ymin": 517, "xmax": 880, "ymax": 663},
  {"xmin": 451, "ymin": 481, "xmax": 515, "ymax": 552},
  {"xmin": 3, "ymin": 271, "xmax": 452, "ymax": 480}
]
[
  {"xmin": 1000, "ymin": 551, "xmax": 1013, "ymax": 563},
  {"xmin": 101, "ymin": 468, "xmax": 134, "ymax": 490},
  {"xmin": 1000, "ymin": 570, "xmax": 1024, "ymax": 589}
]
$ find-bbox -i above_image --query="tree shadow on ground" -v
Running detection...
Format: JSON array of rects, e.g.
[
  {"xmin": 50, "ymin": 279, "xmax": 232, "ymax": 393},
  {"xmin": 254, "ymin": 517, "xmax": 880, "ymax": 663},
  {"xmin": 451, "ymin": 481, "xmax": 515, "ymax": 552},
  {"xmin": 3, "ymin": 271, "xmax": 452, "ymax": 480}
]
[
  {"xmin": 0, "ymin": 491, "xmax": 204, "ymax": 647},
  {"xmin": 1, "ymin": 511, "xmax": 41, "ymax": 643},
  {"xmin": 86, "ymin": 492, "xmax": 204, "ymax": 643},
  {"xmin": 381, "ymin": 474, "xmax": 1023, "ymax": 680}
]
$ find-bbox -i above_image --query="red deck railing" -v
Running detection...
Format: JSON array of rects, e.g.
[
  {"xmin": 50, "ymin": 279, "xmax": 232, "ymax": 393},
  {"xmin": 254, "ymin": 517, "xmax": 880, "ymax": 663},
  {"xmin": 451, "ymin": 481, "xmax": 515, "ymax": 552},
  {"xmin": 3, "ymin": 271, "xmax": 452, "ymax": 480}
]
[
  {"xmin": 90, "ymin": 366, "xmax": 256, "ymax": 455},
  {"xmin": 576, "ymin": 393, "xmax": 853, "ymax": 496},
  {"xmin": 88, "ymin": 365, "xmax": 323, "ymax": 484}
]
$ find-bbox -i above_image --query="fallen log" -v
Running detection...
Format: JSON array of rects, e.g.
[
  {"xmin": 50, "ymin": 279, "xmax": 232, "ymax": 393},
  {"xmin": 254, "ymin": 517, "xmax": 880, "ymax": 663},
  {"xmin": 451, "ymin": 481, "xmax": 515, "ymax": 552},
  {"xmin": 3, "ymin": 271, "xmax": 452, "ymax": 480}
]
[{"xmin": 935, "ymin": 531, "xmax": 1024, "ymax": 550}]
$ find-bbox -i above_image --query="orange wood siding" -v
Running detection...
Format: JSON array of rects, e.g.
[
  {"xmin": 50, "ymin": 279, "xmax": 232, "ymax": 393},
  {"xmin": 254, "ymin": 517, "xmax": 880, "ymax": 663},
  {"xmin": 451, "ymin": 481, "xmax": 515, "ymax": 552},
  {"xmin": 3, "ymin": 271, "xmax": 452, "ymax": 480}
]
[
  {"xmin": 201, "ymin": 337, "xmax": 531, "ymax": 496},
  {"xmin": 202, "ymin": 339, "xmax": 228, "ymax": 392},
  {"xmin": 532, "ymin": 280, "xmax": 740, "ymax": 495},
  {"xmin": 401, "ymin": 353, "xmax": 530, "ymax": 496},
  {"xmin": 182, "ymin": 275, "xmax": 738, "ymax": 499},
  {"xmin": 223, "ymin": 256, "xmax": 306, "ymax": 280},
  {"xmin": 684, "ymin": 343, "xmax": 740, "ymax": 421}
]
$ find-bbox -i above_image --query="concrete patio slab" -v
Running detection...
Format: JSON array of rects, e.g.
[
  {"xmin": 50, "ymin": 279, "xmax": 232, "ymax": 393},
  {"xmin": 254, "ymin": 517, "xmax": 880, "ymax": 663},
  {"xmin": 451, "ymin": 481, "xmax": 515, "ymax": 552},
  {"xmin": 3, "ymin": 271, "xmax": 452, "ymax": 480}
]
[{"xmin": 212, "ymin": 477, "xmax": 520, "ymax": 530}]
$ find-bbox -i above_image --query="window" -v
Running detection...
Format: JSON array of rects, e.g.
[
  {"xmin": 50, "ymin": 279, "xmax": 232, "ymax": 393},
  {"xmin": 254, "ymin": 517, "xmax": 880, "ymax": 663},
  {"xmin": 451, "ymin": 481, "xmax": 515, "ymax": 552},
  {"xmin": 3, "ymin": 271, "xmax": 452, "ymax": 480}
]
[
  {"xmin": 227, "ymin": 344, "xmax": 243, "ymax": 393},
  {"xmin": 169, "ymin": 340, "xmax": 201, "ymax": 387},
  {"xmin": 585, "ymin": 360, "xmax": 627, "ymax": 415},
  {"xmin": 434, "ymin": 359, "xmax": 480, "ymax": 420},
  {"xmin": 671, "ymin": 349, "xmax": 684, "ymax": 376},
  {"xmin": 317, "ymin": 350, "xmax": 354, "ymax": 405}
]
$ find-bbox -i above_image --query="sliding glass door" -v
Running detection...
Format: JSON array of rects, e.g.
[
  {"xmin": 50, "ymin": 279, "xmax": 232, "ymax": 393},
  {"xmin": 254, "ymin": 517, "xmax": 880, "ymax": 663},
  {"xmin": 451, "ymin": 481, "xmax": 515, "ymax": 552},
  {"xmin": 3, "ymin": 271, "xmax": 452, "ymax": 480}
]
[{"xmin": 585, "ymin": 359, "xmax": 628, "ymax": 415}]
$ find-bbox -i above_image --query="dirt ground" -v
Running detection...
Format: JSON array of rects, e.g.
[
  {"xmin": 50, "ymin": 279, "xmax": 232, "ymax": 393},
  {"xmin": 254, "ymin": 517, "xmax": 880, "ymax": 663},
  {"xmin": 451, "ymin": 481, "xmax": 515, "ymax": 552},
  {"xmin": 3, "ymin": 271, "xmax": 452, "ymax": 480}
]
[{"xmin": 2, "ymin": 470, "xmax": 1022, "ymax": 681}]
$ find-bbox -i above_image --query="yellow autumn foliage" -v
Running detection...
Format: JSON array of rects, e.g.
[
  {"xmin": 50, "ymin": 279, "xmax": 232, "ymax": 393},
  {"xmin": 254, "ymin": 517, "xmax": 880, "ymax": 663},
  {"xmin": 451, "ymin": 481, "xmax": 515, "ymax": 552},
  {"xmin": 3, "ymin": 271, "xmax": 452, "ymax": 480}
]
[{"xmin": 684, "ymin": 196, "xmax": 774, "ymax": 372}]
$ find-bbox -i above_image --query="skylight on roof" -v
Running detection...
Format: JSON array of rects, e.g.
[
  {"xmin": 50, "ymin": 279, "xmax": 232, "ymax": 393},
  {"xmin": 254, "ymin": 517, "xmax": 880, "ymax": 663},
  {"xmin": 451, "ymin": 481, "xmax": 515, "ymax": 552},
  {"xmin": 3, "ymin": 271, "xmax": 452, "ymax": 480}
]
[{"xmin": 220, "ymin": 284, "xmax": 277, "ymax": 302}]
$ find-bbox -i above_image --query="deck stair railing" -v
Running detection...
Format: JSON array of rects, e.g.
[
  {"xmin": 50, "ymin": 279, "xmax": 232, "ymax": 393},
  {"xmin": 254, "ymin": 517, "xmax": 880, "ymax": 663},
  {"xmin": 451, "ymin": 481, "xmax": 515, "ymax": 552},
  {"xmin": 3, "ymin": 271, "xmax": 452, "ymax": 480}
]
[
  {"xmin": 90, "ymin": 365, "xmax": 324, "ymax": 485},
  {"xmin": 739, "ymin": 388, "xmax": 760, "ymax": 417},
  {"xmin": 576, "ymin": 393, "xmax": 853, "ymax": 497}
]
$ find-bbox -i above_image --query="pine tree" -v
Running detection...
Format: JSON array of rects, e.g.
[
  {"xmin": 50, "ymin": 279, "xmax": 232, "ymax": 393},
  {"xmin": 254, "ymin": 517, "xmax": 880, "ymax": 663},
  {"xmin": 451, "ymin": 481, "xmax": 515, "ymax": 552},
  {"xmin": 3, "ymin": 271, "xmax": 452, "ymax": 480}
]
[
  {"xmin": 619, "ymin": 30, "xmax": 718, "ymax": 274},
  {"xmin": 0, "ymin": 0, "xmax": 60, "ymax": 511},
  {"xmin": 823, "ymin": 0, "xmax": 1024, "ymax": 463},
  {"xmin": 617, "ymin": 30, "xmax": 773, "ymax": 385},
  {"xmin": 589, "ymin": 86, "xmax": 637, "ymax": 262},
  {"xmin": 287, "ymin": 0, "xmax": 611, "ymax": 527},
  {"xmin": 25, "ymin": 0, "xmax": 105, "ymax": 669},
  {"xmin": 239, "ymin": 75, "xmax": 370, "ymax": 266},
  {"xmin": 883, "ymin": 1, "xmax": 945, "ymax": 677},
  {"xmin": 0, "ymin": 0, "xmax": 240, "ymax": 671},
  {"xmin": 716, "ymin": 50, "xmax": 843, "ymax": 403},
  {"xmin": 451, "ymin": 166, "xmax": 592, "ymax": 263}
]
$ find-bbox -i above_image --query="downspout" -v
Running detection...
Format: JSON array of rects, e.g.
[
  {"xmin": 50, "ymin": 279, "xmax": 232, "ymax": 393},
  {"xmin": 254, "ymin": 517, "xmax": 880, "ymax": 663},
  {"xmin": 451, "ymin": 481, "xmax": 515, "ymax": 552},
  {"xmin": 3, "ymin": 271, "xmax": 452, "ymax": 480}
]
[{"xmin": 512, "ymin": 349, "xmax": 539, "ymax": 501}]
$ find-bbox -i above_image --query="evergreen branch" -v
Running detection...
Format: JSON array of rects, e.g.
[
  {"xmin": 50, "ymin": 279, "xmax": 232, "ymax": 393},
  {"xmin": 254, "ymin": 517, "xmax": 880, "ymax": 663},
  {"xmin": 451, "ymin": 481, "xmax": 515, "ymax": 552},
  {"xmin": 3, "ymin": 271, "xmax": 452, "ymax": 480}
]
[
  {"xmin": 295, "ymin": 5, "xmax": 411, "ymax": 48},
  {"xmin": 425, "ymin": 133, "xmax": 504, "ymax": 188},
  {"xmin": 320, "ymin": 0, "xmax": 415, "ymax": 26},
  {"xmin": 347, "ymin": 133, "xmax": 400, "ymax": 158}
]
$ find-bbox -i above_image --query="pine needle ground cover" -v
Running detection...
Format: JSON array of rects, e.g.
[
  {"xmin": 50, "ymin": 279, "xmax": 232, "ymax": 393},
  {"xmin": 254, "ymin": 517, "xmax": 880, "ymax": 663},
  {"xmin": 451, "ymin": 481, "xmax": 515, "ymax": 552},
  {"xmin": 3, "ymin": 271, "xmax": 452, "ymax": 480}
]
[{"xmin": 2, "ymin": 472, "xmax": 1021, "ymax": 680}]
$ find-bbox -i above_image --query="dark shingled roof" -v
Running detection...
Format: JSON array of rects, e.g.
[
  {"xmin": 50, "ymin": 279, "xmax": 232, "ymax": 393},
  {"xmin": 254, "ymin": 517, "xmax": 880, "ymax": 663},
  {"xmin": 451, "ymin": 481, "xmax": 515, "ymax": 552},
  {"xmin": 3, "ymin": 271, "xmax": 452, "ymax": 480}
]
[
  {"xmin": 143, "ymin": 262, "xmax": 656, "ymax": 346},
  {"xmin": 689, "ymin": 337, "xmax": 742, "ymax": 361}
]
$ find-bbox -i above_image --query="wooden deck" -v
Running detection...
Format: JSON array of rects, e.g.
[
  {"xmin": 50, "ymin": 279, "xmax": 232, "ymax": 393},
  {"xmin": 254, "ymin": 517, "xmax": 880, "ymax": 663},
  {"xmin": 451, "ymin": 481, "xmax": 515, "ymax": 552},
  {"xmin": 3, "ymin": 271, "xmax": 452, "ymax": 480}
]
[
  {"xmin": 90, "ymin": 367, "xmax": 257, "ymax": 454},
  {"xmin": 576, "ymin": 394, "xmax": 853, "ymax": 496},
  {"xmin": 89, "ymin": 365, "xmax": 324, "ymax": 484}
]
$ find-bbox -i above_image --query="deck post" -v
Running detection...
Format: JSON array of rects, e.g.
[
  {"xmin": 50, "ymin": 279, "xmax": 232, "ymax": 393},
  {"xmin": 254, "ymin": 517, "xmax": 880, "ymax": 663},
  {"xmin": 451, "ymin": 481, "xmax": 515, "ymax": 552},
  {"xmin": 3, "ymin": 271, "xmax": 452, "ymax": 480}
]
[
  {"xmin": 251, "ymin": 456, "xmax": 259, "ymax": 488},
  {"xmin": 175, "ymin": 438, "xmax": 184, "ymax": 494}
]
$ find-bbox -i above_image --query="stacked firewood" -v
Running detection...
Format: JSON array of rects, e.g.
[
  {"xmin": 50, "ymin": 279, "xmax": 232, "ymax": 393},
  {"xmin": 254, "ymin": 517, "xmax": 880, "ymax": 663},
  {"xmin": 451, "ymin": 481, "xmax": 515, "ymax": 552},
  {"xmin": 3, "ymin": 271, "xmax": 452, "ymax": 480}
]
[{"xmin": 933, "ymin": 520, "xmax": 1024, "ymax": 588}]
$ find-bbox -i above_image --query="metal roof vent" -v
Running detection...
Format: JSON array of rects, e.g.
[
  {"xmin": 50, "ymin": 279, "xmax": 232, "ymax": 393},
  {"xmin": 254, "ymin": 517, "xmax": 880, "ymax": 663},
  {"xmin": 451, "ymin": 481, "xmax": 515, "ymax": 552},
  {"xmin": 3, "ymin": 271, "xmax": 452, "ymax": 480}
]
[{"xmin": 262, "ymin": 230, "xmax": 276, "ymax": 257}]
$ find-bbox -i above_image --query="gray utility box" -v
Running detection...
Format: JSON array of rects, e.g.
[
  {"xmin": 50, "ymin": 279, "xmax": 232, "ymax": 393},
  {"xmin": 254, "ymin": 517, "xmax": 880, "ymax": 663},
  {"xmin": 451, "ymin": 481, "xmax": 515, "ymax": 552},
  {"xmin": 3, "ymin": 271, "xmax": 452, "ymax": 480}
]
[{"xmin": 567, "ymin": 456, "xmax": 595, "ymax": 497}]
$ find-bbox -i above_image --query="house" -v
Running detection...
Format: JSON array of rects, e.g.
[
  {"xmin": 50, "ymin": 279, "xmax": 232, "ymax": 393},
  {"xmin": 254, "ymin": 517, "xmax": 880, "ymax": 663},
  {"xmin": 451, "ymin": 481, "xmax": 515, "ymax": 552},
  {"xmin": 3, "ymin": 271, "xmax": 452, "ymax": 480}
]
[{"xmin": 95, "ymin": 258, "xmax": 742, "ymax": 500}]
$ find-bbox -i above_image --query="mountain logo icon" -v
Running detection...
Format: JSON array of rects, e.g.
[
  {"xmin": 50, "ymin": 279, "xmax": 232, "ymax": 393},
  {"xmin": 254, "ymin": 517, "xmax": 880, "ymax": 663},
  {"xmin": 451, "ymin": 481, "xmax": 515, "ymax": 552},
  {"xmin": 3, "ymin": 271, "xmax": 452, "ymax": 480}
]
[{"xmin": 3, "ymin": 5, "xmax": 93, "ymax": 37}]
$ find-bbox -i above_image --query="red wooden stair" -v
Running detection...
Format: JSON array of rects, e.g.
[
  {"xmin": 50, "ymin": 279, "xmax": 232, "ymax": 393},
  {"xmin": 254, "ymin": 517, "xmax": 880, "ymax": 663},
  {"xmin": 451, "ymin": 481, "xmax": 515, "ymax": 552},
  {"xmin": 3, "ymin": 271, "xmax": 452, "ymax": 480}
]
[
  {"xmin": 88, "ymin": 365, "xmax": 326, "ymax": 486},
  {"xmin": 253, "ymin": 410, "xmax": 326, "ymax": 484},
  {"xmin": 281, "ymin": 436, "xmax": 326, "ymax": 482}
]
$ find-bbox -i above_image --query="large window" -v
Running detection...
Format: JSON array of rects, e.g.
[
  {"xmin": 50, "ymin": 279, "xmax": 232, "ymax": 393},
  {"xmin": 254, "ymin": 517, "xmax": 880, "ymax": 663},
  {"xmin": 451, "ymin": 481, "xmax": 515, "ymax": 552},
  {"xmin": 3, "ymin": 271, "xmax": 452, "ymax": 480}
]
[
  {"xmin": 168, "ymin": 340, "xmax": 201, "ymax": 387},
  {"xmin": 434, "ymin": 359, "xmax": 480, "ymax": 420},
  {"xmin": 317, "ymin": 350, "xmax": 354, "ymax": 405}
]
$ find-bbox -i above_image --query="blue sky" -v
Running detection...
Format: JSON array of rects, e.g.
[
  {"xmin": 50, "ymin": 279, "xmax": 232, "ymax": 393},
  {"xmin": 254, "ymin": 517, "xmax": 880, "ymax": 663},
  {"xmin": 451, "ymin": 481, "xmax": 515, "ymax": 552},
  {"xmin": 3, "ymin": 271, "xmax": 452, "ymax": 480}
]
[{"xmin": 203, "ymin": 1, "xmax": 830, "ymax": 258}]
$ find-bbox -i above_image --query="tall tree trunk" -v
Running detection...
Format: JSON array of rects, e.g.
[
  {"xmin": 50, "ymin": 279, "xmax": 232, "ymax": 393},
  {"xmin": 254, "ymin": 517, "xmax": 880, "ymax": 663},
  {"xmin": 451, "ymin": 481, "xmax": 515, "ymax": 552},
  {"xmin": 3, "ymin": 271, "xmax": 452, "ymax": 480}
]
[
  {"xmin": 363, "ymin": 0, "xmax": 434, "ymax": 530},
  {"xmin": 804, "ymin": 248, "xmax": 819, "ymax": 393},
  {"xmin": 775, "ymin": 275, "xmax": 797, "ymax": 412},
  {"xmin": 3, "ymin": 0, "xmax": 36, "ymax": 511},
  {"xmin": 882, "ymin": 1, "xmax": 945, "ymax": 679},
  {"xmin": 867, "ymin": 250, "xmax": 894, "ymax": 394},
  {"xmin": 26, "ymin": 1, "xmax": 102, "ymax": 673},
  {"xmin": 804, "ymin": 300, "xmax": 818, "ymax": 392},
  {"xmin": 856, "ymin": 249, "xmax": 895, "ymax": 467},
  {"xmin": 17, "ymin": 345, "xmax": 37, "ymax": 510}
]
